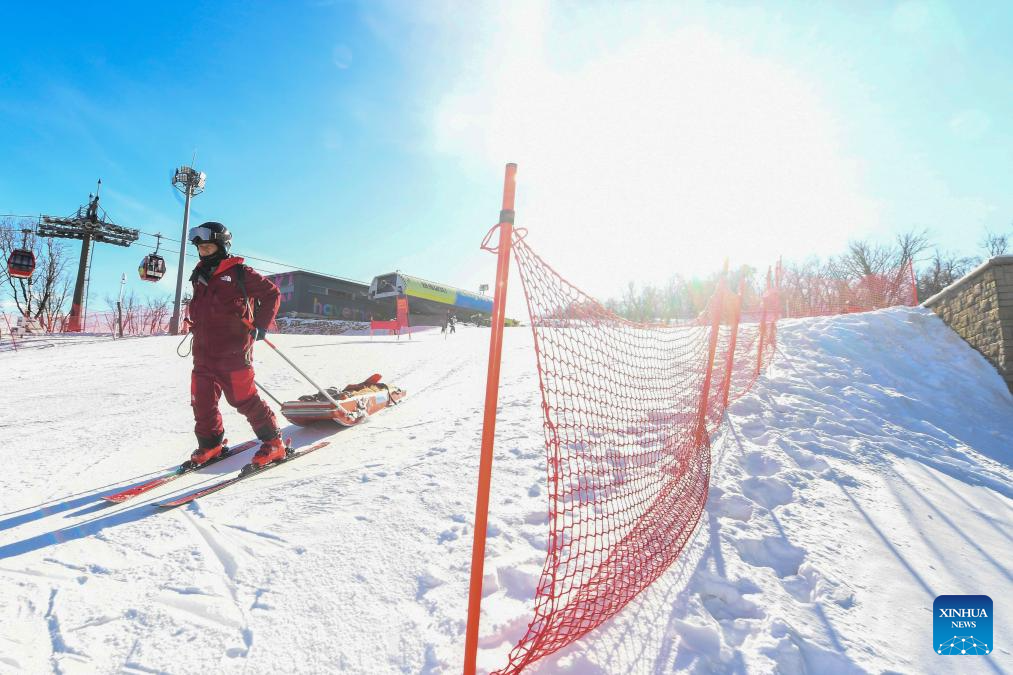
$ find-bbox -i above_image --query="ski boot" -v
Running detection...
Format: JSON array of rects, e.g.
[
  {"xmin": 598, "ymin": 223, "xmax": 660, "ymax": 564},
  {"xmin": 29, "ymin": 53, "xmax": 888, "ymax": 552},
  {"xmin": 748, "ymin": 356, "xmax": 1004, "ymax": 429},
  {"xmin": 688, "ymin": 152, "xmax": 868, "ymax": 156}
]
[
  {"xmin": 190, "ymin": 442, "xmax": 225, "ymax": 466},
  {"xmin": 251, "ymin": 437, "xmax": 287, "ymax": 468}
]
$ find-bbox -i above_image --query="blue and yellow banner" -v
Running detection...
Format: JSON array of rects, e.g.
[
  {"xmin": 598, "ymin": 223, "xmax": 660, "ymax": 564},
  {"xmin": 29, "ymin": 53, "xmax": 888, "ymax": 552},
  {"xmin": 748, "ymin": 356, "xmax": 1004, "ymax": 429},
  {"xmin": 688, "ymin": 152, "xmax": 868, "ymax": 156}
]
[{"xmin": 401, "ymin": 275, "xmax": 493, "ymax": 313}]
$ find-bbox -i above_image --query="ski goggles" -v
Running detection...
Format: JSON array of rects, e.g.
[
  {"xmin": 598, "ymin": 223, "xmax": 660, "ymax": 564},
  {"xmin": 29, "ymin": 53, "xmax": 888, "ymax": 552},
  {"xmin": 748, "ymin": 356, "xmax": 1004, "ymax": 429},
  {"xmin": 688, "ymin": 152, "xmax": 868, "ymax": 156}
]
[{"xmin": 188, "ymin": 225, "xmax": 224, "ymax": 245}]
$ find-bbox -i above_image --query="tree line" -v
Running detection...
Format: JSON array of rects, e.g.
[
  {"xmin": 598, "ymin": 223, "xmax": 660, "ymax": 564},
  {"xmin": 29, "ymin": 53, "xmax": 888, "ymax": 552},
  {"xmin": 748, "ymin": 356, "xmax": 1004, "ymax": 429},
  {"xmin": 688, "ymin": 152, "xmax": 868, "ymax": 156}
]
[
  {"xmin": 604, "ymin": 227, "xmax": 1010, "ymax": 322},
  {"xmin": 4, "ymin": 214, "xmax": 1010, "ymax": 327},
  {"xmin": 1, "ymin": 215, "xmax": 173, "ymax": 332}
]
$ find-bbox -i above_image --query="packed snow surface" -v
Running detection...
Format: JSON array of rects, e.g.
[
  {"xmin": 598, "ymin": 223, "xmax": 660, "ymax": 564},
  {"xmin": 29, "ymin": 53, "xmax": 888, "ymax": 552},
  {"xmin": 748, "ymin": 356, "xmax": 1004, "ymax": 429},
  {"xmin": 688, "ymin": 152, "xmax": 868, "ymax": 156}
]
[{"xmin": 0, "ymin": 306, "xmax": 1009, "ymax": 673}]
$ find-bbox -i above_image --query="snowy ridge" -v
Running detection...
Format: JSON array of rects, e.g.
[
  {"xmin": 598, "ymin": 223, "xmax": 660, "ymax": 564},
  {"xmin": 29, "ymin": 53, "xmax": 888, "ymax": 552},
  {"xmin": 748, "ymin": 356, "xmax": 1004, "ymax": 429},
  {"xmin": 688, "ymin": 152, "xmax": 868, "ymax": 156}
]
[{"xmin": 0, "ymin": 307, "xmax": 1010, "ymax": 673}]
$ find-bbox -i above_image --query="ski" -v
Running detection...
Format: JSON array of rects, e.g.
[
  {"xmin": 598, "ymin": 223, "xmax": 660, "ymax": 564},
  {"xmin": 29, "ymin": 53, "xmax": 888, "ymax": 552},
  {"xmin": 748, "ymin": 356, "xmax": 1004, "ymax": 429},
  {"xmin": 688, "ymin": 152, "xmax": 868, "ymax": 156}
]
[
  {"xmin": 156, "ymin": 440, "xmax": 331, "ymax": 508},
  {"xmin": 102, "ymin": 440, "xmax": 259, "ymax": 503}
]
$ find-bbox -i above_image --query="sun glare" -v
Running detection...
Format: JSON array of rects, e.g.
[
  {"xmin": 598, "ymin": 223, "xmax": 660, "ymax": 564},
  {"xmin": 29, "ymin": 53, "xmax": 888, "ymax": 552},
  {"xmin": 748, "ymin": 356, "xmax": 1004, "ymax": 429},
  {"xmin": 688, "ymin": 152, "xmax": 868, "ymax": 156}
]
[{"xmin": 432, "ymin": 4, "xmax": 880, "ymax": 299}]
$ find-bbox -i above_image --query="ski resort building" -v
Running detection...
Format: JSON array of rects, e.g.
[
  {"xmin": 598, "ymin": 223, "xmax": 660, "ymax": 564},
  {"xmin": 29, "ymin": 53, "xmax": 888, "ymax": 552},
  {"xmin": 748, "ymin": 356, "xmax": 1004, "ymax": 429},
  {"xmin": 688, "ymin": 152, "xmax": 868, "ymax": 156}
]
[
  {"xmin": 368, "ymin": 272, "xmax": 493, "ymax": 324},
  {"xmin": 265, "ymin": 270, "xmax": 493, "ymax": 325},
  {"xmin": 265, "ymin": 271, "xmax": 377, "ymax": 322}
]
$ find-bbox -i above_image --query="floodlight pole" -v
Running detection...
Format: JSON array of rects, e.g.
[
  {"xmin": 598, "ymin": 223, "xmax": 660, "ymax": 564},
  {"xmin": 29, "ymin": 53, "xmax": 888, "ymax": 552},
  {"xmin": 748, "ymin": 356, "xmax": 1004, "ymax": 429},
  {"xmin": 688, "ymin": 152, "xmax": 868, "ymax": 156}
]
[
  {"xmin": 117, "ymin": 272, "xmax": 126, "ymax": 338},
  {"xmin": 169, "ymin": 166, "xmax": 206, "ymax": 335},
  {"xmin": 169, "ymin": 186, "xmax": 192, "ymax": 335}
]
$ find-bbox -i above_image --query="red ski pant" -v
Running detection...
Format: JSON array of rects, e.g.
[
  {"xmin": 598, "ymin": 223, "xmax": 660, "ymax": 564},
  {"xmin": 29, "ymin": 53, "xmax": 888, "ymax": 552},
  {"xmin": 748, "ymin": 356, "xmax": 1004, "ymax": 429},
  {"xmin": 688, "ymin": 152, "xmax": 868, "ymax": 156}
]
[{"xmin": 191, "ymin": 365, "xmax": 278, "ymax": 446}]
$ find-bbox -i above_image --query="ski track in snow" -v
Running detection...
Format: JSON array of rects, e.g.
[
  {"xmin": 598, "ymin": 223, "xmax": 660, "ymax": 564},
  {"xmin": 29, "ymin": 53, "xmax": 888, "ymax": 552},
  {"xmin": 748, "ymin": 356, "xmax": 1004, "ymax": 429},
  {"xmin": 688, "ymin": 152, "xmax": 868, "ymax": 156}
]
[{"xmin": 1, "ymin": 307, "xmax": 1011, "ymax": 674}]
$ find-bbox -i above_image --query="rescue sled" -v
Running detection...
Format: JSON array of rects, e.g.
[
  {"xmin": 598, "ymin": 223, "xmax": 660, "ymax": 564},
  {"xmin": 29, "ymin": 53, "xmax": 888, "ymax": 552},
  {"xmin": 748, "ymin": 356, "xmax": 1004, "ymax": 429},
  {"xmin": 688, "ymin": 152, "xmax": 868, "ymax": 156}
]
[{"xmin": 280, "ymin": 373, "xmax": 406, "ymax": 427}]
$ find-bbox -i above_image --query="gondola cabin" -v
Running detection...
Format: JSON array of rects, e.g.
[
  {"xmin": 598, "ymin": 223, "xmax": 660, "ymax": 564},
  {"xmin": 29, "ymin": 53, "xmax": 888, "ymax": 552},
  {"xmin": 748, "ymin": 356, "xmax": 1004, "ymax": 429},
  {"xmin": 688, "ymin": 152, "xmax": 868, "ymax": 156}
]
[
  {"xmin": 7, "ymin": 248, "xmax": 35, "ymax": 279},
  {"xmin": 138, "ymin": 253, "xmax": 166, "ymax": 282}
]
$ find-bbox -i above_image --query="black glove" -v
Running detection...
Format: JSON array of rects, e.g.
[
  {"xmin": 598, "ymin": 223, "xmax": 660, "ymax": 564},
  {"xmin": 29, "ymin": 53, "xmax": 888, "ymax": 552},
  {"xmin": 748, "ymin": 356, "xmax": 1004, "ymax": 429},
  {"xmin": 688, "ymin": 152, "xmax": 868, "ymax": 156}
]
[{"xmin": 250, "ymin": 326, "xmax": 267, "ymax": 341}]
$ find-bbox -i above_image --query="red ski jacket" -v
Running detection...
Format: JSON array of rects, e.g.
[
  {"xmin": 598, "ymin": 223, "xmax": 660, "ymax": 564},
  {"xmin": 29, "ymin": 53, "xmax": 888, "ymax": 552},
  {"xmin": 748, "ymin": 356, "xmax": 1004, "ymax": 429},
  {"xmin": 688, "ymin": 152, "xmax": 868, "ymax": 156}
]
[{"xmin": 188, "ymin": 256, "xmax": 280, "ymax": 370}]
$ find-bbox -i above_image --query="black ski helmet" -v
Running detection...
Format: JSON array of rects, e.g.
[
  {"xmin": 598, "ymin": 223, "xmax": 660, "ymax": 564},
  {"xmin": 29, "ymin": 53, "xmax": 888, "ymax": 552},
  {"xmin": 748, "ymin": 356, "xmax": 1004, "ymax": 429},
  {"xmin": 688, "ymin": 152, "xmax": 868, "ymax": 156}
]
[{"xmin": 188, "ymin": 221, "xmax": 232, "ymax": 255}]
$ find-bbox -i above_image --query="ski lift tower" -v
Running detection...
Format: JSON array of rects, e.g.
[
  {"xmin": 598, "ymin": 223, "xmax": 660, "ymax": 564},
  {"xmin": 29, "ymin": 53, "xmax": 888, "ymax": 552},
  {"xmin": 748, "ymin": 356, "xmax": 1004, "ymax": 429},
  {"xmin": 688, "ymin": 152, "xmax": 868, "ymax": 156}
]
[
  {"xmin": 169, "ymin": 165, "xmax": 206, "ymax": 334},
  {"xmin": 38, "ymin": 180, "xmax": 139, "ymax": 332}
]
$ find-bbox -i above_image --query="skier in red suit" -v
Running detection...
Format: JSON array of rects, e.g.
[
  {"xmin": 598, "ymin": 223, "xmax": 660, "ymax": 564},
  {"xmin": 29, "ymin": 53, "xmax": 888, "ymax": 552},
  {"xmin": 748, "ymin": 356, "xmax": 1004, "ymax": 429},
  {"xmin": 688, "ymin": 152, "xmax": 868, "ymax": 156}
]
[{"xmin": 185, "ymin": 221, "xmax": 285, "ymax": 467}]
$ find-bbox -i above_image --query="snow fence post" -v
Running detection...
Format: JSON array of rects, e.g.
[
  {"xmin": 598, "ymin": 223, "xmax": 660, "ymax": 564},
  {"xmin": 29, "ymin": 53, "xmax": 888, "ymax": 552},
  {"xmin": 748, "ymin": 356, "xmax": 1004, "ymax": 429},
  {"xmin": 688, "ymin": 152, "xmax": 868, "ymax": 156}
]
[
  {"xmin": 721, "ymin": 276, "xmax": 745, "ymax": 411},
  {"xmin": 695, "ymin": 274, "xmax": 726, "ymax": 446},
  {"xmin": 1, "ymin": 312, "xmax": 18, "ymax": 352},
  {"xmin": 908, "ymin": 259, "xmax": 918, "ymax": 305},
  {"xmin": 757, "ymin": 268, "xmax": 771, "ymax": 378},
  {"xmin": 465, "ymin": 163, "xmax": 517, "ymax": 675}
]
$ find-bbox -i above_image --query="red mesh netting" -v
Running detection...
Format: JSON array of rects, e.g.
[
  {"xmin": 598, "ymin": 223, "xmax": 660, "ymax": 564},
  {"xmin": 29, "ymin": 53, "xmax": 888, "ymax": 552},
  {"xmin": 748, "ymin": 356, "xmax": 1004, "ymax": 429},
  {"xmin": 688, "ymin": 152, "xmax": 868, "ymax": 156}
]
[
  {"xmin": 36, "ymin": 309, "xmax": 172, "ymax": 335},
  {"xmin": 779, "ymin": 261, "xmax": 918, "ymax": 318},
  {"xmin": 495, "ymin": 236, "xmax": 778, "ymax": 673}
]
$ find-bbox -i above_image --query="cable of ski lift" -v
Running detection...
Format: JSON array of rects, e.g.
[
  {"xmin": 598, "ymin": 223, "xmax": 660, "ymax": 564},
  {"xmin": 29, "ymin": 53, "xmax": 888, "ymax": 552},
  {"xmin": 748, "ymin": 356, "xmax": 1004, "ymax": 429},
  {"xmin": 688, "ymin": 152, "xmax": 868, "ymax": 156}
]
[
  {"xmin": 133, "ymin": 228, "xmax": 368, "ymax": 284},
  {"xmin": 6, "ymin": 214, "xmax": 360, "ymax": 286},
  {"xmin": 131, "ymin": 238, "xmax": 287, "ymax": 278}
]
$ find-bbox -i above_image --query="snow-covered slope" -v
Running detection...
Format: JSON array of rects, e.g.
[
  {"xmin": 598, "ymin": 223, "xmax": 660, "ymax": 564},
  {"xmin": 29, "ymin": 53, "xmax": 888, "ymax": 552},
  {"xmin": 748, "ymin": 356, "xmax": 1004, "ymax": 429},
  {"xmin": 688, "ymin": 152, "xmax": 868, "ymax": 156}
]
[
  {"xmin": 530, "ymin": 307, "xmax": 1012, "ymax": 675},
  {"xmin": 0, "ymin": 307, "xmax": 1010, "ymax": 674}
]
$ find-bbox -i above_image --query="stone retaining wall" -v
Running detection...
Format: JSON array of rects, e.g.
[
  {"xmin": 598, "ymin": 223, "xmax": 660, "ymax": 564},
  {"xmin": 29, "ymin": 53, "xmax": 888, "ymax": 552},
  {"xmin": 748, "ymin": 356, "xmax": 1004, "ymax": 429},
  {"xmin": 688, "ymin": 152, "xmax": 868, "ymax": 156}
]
[{"xmin": 922, "ymin": 256, "xmax": 1013, "ymax": 393}]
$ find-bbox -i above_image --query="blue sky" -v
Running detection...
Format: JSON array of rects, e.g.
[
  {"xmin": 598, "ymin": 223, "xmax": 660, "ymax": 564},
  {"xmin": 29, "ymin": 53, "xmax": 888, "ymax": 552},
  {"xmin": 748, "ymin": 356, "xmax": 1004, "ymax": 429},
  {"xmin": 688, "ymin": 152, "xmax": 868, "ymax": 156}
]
[{"xmin": 1, "ymin": 1, "xmax": 1011, "ymax": 312}]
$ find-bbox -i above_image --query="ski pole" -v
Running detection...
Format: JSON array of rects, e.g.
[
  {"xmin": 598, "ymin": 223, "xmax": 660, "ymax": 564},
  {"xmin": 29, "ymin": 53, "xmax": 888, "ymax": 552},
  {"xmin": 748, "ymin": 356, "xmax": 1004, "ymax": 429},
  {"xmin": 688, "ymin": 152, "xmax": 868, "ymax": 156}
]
[{"xmin": 245, "ymin": 319, "xmax": 341, "ymax": 408}]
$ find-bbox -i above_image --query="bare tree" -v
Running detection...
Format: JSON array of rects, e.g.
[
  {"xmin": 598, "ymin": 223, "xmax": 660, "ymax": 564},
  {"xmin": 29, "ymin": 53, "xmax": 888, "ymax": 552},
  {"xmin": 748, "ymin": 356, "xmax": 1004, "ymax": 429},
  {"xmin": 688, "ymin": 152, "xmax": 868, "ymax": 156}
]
[
  {"xmin": 122, "ymin": 291, "xmax": 143, "ymax": 334},
  {"xmin": 608, "ymin": 272, "xmax": 725, "ymax": 323},
  {"xmin": 894, "ymin": 229, "xmax": 932, "ymax": 269},
  {"xmin": 36, "ymin": 237, "xmax": 73, "ymax": 328},
  {"xmin": 838, "ymin": 229, "xmax": 930, "ymax": 279},
  {"xmin": 144, "ymin": 295, "xmax": 172, "ymax": 334},
  {"xmin": 778, "ymin": 257, "xmax": 841, "ymax": 317},
  {"xmin": 917, "ymin": 249, "xmax": 978, "ymax": 299},
  {"xmin": 604, "ymin": 229, "xmax": 938, "ymax": 322},
  {"xmin": 1, "ymin": 217, "xmax": 73, "ymax": 324},
  {"xmin": 728, "ymin": 265, "xmax": 761, "ymax": 308},
  {"xmin": 661, "ymin": 276, "xmax": 692, "ymax": 320},
  {"xmin": 981, "ymin": 229, "xmax": 1010, "ymax": 257},
  {"xmin": 838, "ymin": 239, "xmax": 894, "ymax": 278},
  {"xmin": 620, "ymin": 281, "xmax": 645, "ymax": 322}
]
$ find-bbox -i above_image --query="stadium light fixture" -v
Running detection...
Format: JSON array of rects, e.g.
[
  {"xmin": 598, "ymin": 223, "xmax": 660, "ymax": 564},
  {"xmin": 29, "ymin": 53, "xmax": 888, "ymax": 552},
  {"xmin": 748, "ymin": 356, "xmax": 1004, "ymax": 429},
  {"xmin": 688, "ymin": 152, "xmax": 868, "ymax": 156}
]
[{"xmin": 169, "ymin": 165, "xmax": 206, "ymax": 334}]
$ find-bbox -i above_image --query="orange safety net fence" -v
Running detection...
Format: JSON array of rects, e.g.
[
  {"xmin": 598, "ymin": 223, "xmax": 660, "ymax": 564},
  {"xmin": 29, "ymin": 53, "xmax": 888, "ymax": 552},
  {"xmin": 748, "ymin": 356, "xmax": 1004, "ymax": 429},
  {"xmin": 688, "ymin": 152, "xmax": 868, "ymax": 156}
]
[
  {"xmin": 2, "ymin": 308, "xmax": 172, "ymax": 336},
  {"xmin": 495, "ymin": 235, "xmax": 778, "ymax": 673}
]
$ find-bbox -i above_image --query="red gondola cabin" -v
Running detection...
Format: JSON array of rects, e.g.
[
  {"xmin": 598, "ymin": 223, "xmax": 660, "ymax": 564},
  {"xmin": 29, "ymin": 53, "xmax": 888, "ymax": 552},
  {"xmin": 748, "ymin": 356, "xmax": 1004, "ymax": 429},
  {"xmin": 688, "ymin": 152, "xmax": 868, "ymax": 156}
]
[
  {"xmin": 7, "ymin": 249, "xmax": 35, "ymax": 279},
  {"xmin": 138, "ymin": 253, "xmax": 166, "ymax": 282}
]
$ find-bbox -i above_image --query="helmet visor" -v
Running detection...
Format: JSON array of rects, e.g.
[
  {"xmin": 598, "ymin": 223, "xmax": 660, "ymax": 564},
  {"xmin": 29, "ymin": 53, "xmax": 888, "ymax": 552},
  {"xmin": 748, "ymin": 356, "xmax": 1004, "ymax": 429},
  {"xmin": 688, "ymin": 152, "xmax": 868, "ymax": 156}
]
[{"xmin": 188, "ymin": 225, "xmax": 220, "ymax": 245}]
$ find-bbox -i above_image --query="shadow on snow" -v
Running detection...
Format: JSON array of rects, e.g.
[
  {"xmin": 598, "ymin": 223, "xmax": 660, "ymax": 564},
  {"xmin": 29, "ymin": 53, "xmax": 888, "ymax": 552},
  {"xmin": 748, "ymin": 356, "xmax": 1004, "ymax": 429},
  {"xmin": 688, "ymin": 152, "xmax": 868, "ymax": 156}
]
[{"xmin": 0, "ymin": 425, "xmax": 338, "ymax": 561}]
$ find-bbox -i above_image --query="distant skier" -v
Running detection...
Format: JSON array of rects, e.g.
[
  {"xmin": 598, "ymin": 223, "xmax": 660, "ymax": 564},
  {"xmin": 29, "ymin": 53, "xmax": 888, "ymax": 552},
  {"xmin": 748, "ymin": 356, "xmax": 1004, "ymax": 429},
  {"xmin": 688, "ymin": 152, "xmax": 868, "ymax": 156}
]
[
  {"xmin": 449, "ymin": 313, "xmax": 457, "ymax": 334},
  {"xmin": 185, "ymin": 221, "xmax": 286, "ymax": 468}
]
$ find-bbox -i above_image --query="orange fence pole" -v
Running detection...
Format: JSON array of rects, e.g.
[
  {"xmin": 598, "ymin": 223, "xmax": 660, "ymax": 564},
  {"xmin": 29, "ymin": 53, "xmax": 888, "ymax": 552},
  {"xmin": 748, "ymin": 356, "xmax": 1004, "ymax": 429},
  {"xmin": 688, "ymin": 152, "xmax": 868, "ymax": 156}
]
[
  {"xmin": 721, "ymin": 277, "xmax": 745, "ymax": 410},
  {"xmin": 1, "ymin": 313, "xmax": 19, "ymax": 352},
  {"xmin": 695, "ymin": 276, "xmax": 725, "ymax": 444},
  {"xmin": 464, "ymin": 162, "xmax": 517, "ymax": 674},
  {"xmin": 757, "ymin": 268, "xmax": 771, "ymax": 377},
  {"xmin": 909, "ymin": 259, "xmax": 918, "ymax": 305}
]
